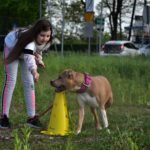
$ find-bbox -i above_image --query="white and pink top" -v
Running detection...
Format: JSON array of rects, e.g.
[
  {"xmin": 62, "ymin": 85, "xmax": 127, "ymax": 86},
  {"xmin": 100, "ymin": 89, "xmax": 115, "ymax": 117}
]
[{"xmin": 4, "ymin": 29, "xmax": 50, "ymax": 72}]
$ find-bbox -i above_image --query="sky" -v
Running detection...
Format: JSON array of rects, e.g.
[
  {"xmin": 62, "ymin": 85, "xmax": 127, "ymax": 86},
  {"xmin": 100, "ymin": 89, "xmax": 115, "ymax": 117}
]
[{"xmin": 93, "ymin": 0, "xmax": 144, "ymax": 32}]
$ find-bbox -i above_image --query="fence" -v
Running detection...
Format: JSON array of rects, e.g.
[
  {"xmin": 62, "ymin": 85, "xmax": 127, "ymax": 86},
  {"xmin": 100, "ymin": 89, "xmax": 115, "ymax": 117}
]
[{"xmin": 49, "ymin": 44, "xmax": 99, "ymax": 53}]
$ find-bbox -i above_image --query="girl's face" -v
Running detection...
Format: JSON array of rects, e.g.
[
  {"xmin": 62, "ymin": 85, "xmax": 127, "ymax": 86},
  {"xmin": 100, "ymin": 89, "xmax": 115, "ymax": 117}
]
[{"xmin": 36, "ymin": 30, "xmax": 51, "ymax": 45}]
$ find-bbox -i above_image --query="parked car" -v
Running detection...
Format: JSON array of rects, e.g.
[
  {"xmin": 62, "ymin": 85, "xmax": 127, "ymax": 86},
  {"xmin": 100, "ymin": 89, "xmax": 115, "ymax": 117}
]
[
  {"xmin": 100, "ymin": 40, "xmax": 139, "ymax": 56},
  {"xmin": 138, "ymin": 44, "xmax": 150, "ymax": 56}
]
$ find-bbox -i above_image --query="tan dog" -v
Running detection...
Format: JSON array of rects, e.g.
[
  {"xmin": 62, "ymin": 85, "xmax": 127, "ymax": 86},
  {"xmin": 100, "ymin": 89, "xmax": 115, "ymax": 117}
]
[{"xmin": 50, "ymin": 69, "xmax": 113, "ymax": 134}]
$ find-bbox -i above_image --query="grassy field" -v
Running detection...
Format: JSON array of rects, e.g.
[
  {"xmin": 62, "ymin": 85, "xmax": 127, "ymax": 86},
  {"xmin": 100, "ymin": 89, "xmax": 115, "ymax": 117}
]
[{"xmin": 0, "ymin": 52, "xmax": 150, "ymax": 150}]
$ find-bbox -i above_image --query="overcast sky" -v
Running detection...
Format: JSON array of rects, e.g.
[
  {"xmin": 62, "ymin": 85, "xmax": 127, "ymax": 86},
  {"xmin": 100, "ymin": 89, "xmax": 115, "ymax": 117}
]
[{"xmin": 93, "ymin": 0, "xmax": 144, "ymax": 32}]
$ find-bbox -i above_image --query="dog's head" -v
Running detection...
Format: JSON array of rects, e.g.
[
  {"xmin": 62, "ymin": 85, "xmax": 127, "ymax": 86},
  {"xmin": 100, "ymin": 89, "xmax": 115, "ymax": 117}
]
[{"xmin": 50, "ymin": 69, "xmax": 84, "ymax": 92}]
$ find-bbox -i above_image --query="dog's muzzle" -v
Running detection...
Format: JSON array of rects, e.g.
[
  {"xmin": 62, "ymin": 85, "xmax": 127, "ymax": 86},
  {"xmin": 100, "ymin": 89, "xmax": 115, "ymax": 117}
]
[{"xmin": 50, "ymin": 80, "xmax": 66, "ymax": 92}]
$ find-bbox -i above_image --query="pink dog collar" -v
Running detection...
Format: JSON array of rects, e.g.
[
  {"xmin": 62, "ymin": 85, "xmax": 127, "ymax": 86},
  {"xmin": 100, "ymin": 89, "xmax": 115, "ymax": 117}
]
[{"xmin": 76, "ymin": 73, "xmax": 92, "ymax": 93}]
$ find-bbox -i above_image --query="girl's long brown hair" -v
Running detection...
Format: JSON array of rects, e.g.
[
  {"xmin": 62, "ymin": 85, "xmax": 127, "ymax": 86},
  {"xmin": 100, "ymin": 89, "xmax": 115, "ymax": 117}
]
[{"xmin": 5, "ymin": 19, "xmax": 53, "ymax": 64}]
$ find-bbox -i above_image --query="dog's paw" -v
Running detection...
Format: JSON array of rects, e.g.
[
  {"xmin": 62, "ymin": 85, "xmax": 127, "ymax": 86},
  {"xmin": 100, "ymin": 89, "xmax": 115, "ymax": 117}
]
[
  {"xmin": 76, "ymin": 130, "xmax": 81, "ymax": 135},
  {"xmin": 106, "ymin": 128, "xmax": 111, "ymax": 134},
  {"xmin": 96, "ymin": 126, "xmax": 102, "ymax": 130}
]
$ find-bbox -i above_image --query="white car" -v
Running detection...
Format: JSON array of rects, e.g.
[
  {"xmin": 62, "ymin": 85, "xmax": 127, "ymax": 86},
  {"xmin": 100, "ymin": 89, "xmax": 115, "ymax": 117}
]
[
  {"xmin": 138, "ymin": 44, "xmax": 150, "ymax": 56},
  {"xmin": 100, "ymin": 40, "xmax": 139, "ymax": 56}
]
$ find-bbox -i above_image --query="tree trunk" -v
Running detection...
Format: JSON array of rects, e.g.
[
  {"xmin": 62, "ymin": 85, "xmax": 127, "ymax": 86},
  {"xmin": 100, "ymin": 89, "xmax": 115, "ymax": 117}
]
[
  {"xmin": 111, "ymin": 13, "xmax": 118, "ymax": 40},
  {"xmin": 128, "ymin": 0, "xmax": 137, "ymax": 41},
  {"xmin": 109, "ymin": 0, "xmax": 123, "ymax": 40}
]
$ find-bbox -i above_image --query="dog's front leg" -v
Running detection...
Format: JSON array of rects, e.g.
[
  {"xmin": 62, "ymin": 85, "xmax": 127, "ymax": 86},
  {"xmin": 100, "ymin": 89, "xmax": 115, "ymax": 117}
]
[{"xmin": 76, "ymin": 107, "xmax": 84, "ymax": 134}]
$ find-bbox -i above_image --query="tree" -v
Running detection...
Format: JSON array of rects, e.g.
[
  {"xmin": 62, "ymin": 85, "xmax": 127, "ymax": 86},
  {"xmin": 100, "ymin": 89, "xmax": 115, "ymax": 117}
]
[
  {"xmin": 0, "ymin": 0, "xmax": 47, "ymax": 34},
  {"xmin": 96, "ymin": 0, "xmax": 124, "ymax": 40},
  {"xmin": 128, "ymin": 0, "xmax": 137, "ymax": 40},
  {"xmin": 96, "ymin": 0, "xmax": 146, "ymax": 40},
  {"xmin": 47, "ymin": 0, "xmax": 86, "ymax": 42}
]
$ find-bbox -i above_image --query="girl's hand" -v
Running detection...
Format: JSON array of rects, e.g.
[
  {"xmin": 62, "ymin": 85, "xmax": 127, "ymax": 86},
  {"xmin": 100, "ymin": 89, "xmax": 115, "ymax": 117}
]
[
  {"xmin": 38, "ymin": 61, "xmax": 45, "ymax": 68},
  {"xmin": 31, "ymin": 69, "xmax": 40, "ymax": 82},
  {"xmin": 35, "ymin": 53, "xmax": 45, "ymax": 68}
]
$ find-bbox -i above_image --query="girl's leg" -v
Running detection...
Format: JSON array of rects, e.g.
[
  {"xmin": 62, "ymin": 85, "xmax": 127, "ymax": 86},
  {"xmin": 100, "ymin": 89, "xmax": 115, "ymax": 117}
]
[
  {"xmin": 20, "ymin": 59, "xmax": 42, "ymax": 128},
  {"xmin": 20, "ymin": 59, "xmax": 35, "ymax": 117},
  {"xmin": 1, "ymin": 46, "xmax": 18, "ymax": 117}
]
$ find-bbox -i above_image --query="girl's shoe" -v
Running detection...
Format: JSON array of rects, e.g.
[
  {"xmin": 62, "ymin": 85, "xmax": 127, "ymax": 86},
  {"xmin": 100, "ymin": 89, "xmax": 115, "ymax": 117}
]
[
  {"xmin": 0, "ymin": 114, "xmax": 11, "ymax": 129},
  {"xmin": 27, "ymin": 115, "xmax": 42, "ymax": 128}
]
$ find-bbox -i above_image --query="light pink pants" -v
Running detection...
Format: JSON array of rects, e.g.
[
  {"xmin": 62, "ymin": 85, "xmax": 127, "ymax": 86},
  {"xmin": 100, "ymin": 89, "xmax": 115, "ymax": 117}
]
[{"xmin": 1, "ymin": 46, "xmax": 35, "ymax": 117}]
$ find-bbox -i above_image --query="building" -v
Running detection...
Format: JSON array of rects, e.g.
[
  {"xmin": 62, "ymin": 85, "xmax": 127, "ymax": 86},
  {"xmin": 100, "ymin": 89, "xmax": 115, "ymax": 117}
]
[{"xmin": 125, "ymin": 5, "xmax": 150, "ymax": 46}]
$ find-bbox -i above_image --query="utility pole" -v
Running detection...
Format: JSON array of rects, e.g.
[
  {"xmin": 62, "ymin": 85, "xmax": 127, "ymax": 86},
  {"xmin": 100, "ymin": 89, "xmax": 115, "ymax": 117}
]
[
  {"xmin": 61, "ymin": 0, "xmax": 65, "ymax": 56},
  {"xmin": 47, "ymin": 0, "xmax": 52, "ymax": 22},
  {"xmin": 99, "ymin": 0, "xmax": 103, "ymax": 53},
  {"xmin": 39, "ymin": 0, "xmax": 42, "ymax": 18}
]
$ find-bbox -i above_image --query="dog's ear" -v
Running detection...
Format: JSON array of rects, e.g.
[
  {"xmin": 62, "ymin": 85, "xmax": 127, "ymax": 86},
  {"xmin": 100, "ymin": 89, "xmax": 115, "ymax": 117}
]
[{"xmin": 66, "ymin": 69, "xmax": 74, "ymax": 79}]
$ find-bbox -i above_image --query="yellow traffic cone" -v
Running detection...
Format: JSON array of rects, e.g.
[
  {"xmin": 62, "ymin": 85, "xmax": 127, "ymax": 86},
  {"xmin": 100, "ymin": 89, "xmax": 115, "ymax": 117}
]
[{"xmin": 41, "ymin": 91, "xmax": 70, "ymax": 136}]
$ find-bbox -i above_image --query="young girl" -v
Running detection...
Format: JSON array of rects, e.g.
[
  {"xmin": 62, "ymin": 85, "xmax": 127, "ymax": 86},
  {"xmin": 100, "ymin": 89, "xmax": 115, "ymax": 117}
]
[{"xmin": 0, "ymin": 19, "xmax": 53, "ymax": 128}]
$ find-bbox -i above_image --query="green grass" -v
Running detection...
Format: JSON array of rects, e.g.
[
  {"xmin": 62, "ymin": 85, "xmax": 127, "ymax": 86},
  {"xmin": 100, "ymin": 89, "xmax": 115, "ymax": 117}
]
[{"xmin": 0, "ymin": 52, "xmax": 150, "ymax": 150}]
